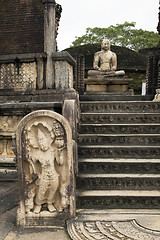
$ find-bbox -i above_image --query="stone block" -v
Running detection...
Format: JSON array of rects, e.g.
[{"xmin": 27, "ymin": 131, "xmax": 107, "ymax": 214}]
[
  {"xmin": 55, "ymin": 61, "xmax": 73, "ymax": 89},
  {"xmin": 86, "ymin": 84, "xmax": 107, "ymax": 92},
  {"xmin": 85, "ymin": 77, "xmax": 133, "ymax": 93},
  {"xmin": 53, "ymin": 51, "xmax": 76, "ymax": 90}
]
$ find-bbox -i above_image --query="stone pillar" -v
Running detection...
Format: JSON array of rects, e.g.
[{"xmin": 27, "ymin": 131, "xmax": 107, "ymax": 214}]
[
  {"xmin": 53, "ymin": 51, "xmax": 76, "ymax": 90},
  {"xmin": 62, "ymin": 89, "xmax": 80, "ymax": 176},
  {"xmin": 42, "ymin": 0, "xmax": 56, "ymax": 89}
]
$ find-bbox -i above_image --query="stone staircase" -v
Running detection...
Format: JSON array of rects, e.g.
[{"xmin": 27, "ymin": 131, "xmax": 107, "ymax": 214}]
[{"xmin": 76, "ymin": 95, "xmax": 160, "ymax": 209}]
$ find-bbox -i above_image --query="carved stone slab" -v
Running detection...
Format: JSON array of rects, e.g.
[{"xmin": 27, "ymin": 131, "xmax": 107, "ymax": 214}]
[
  {"xmin": 81, "ymin": 102, "xmax": 160, "ymax": 113},
  {"xmin": 67, "ymin": 220, "xmax": 160, "ymax": 240},
  {"xmin": 15, "ymin": 110, "xmax": 75, "ymax": 226},
  {"xmin": 0, "ymin": 62, "xmax": 36, "ymax": 90}
]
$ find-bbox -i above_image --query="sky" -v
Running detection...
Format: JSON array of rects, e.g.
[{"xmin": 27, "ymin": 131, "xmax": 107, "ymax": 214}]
[{"xmin": 56, "ymin": 0, "xmax": 159, "ymax": 51}]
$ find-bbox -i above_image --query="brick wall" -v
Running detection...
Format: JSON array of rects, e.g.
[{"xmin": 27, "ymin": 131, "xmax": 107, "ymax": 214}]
[{"xmin": 0, "ymin": 0, "xmax": 44, "ymax": 55}]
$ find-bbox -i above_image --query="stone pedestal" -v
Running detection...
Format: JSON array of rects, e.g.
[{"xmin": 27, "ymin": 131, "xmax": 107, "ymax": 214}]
[{"xmin": 85, "ymin": 76, "xmax": 133, "ymax": 94}]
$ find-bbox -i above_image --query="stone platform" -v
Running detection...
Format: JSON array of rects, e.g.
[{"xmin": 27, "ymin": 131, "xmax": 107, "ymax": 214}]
[{"xmin": 84, "ymin": 76, "xmax": 133, "ymax": 93}]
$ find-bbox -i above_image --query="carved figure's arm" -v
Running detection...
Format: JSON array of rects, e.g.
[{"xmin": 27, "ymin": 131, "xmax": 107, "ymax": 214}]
[
  {"xmin": 93, "ymin": 52, "xmax": 100, "ymax": 70},
  {"xmin": 28, "ymin": 156, "xmax": 37, "ymax": 174},
  {"xmin": 111, "ymin": 52, "xmax": 117, "ymax": 71},
  {"xmin": 56, "ymin": 149, "xmax": 64, "ymax": 166}
]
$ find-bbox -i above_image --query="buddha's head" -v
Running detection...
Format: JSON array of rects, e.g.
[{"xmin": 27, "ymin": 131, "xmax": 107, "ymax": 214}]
[{"xmin": 101, "ymin": 39, "xmax": 110, "ymax": 51}]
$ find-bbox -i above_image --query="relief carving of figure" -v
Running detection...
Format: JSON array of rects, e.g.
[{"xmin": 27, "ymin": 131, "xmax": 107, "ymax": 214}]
[{"xmin": 24, "ymin": 119, "xmax": 69, "ymax": 214}]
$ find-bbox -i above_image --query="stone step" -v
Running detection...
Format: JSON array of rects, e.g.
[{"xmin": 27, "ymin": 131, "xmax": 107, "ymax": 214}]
[
  {"xmin": 76, "ymin": 190, "xmax": 160, "ymax": 209},
  {"xmin": 80, "ymin": 101, "xmax": 160, "ymax": 113},
  {"xmin": 78, "ymin": 158, "xmax": 160, "ymax": 174},
  {"xmin": 79, "ymin": 123, "xmax": 160, "ymax": 134},
  {"xmin": 78, "ymin": 134, "xmax": 160, "ymax": 146},
  {"xmin": 81, "ymin": 113, "xmax": 160, "ymax": 124},
  {"xmin": 0, "ymin": 168, "xmax": 17, "ymax": 181},
  {"xmin": 80, "ymin": 94, "xmax": 154, "ymax": 101},
  {"xmin": 77, "ymin": 174, "xmax": 160, "ymax": 190},
  {"xmin": 78, "ymin": 146, "xmax": 160, "ymax": 158}
]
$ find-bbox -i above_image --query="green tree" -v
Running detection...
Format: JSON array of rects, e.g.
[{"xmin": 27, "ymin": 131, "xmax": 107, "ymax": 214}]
[{"xmin": 71, "ymin": 22, "xmax": 159, "ymax": 51}]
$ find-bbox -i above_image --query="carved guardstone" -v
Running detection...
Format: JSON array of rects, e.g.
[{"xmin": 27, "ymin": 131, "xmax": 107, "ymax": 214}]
[{"xmin": 15, "ymin": 110, "xmax": 75, "ymax": 227}]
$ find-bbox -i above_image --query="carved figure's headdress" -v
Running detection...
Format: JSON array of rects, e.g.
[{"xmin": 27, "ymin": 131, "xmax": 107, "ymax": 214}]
[{"xmin": 37, "ymin": 128, "xmax": 47, "ymax": 142}]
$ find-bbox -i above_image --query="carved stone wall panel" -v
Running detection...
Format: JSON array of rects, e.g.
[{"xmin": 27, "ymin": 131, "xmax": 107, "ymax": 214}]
[
  {"xmin": 55, "ymin": 61, "xmax": 73, "ymax": 89},
  {"xmin": 81, "ymin": 102, "xmax": 160, "ymax": 113},
  {"xmin": 78, "ymin": 135, "xmax": 160, "ymax": 146},
  {"xmin": 15, "ymin": 110, "xmax": 75, "ymax": 226},
  {"xmin": 0, "ymin": 62, "xmax": 37, "ymax": 90},
  {"xmin": 79, "ymin": 124, "xmax": 160, "ymax": 134},
  {"xmin": 0, "ymin": 139, "xmax": 14, "ymax": 158},
  {"xmin": 77, "ymin": 177, "xmax": 160, "ymax": 190},
  {"xmin": 67, "ymin": 220, "xmax": 160, "ymax": 240},
  {"xmin": 78, "ymin": 147, "xmax": 160, "ymax": 159},
  {"xmin": 81, "ymin": 113, "xmax": 160, "ymax": 124},
  {"xmin": 78, "ymin": 162, "xmax": 160, "ymax": 174},
  {"xmin": 0, "ymin": 116, "xmax": 23, "ymax": 132},
  {"xmin": 77, "ymin": 196, "xmax": 160, "ymax": 209}
]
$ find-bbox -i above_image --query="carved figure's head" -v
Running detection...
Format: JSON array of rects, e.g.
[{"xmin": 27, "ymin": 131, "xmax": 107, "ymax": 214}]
[
  {"xmin": 55, "ymin": 136, "xmax": 65, "ymax": 149},
  {"xmin": 101, "ymin": 39, "xmax": 110, "ymax": 51},
  {"xmin": 53, "ymin": 120, "xmax": 64, "ymax": 137},
  {"xmin": 37, "ymin": 129, "xmax": 50, "ymax": 151}
]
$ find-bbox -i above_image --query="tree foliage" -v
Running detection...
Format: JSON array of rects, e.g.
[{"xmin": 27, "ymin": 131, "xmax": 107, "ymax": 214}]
[{"xmin": 71, "ymin": 22, "xmax": 159, "ymax": 51}]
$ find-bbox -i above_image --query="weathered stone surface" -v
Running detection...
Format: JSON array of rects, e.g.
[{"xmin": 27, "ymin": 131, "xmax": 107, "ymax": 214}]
[
  {"xmin": 67, "ymin": 219, "xmax": 160, "ymax": 240},
  {"xmin": 81, "ymin": 101, "xmax": 160, "ymax": 113},
  {"xmin": 78, "ymin": 134, "xmax": 160, "ymax": 146},
  {"xmin": 77, "ymin": 174, "xmax": 160, "ymax": 190},
  {"xmin": 0, "ymin": 53, "xmax": 47, "ymax": 91},
  {"xmin": 15, "ymin": 110, "xmax": 75, "ymax": 226},
  {"xmin": 77, "ymin": 96, "xmax": 160, "ymax": 211},
  {"xmin": 79, "ymin": 146, "xmax": 160, "ymax": 159},
  {"xmin": 55, "ymin": 61, "xmax": 73, "ymax": 89},
  {"xmin": 77, "ymin": 191, "xmax": 160, "ymax": 209},
  {"xmin": 53, "ymin": 51, "xmax": 76, "ymax": 90},
  {"xmin": 85, "ymin": 77, "xmax": 132, "ymax": 93},
  {"xmin": 79, "ymin": 123, "xmax": 160, "ymax": 134},
  {"xmin": 78, "ymin": 159, "xmax": 160, "ymax": 174},
  {"xmin": 0, "ymin": 62, "xmax": 37, "ymax": 91},
  {"xmin": 81, "ymin": 113, "xmax": 160, "ymax": 124}
]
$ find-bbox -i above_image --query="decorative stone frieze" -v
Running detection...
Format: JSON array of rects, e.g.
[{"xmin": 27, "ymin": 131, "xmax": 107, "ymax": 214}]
[
  {"xmin": 81, "ymin": 113, "xmax": 160, "ymax": 124},
  {"xmin": 78, "ymin": 135, "xmax": 160, "ymax": 146},
  {"xmin": 78, "ymin": 162, "xmax": 160, "ymax": 174},
  {"xmin": 81, "ymin": 102, "xmax": 160, "ymax": 113},
  {"xmin": 79, "ymin": 147, "xmax": 160, "ymax": 158},
  {"xmin": 0, "ymin": 62, "xmax": 36, "ymax": 90},
  {"xmin": 15, "ymin": 110, "xmax": 75, "ymax": 226},
  {"xmin": 79, "ymin": 124, "xmax": 160, "ymax": 134},
  {"xmin": 77, "ymin": 177, "xmax": 160, "ymax": 190},
  {"xmin": 77, "ymin": 197, "xmax": 160, "ymax": 209}
]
